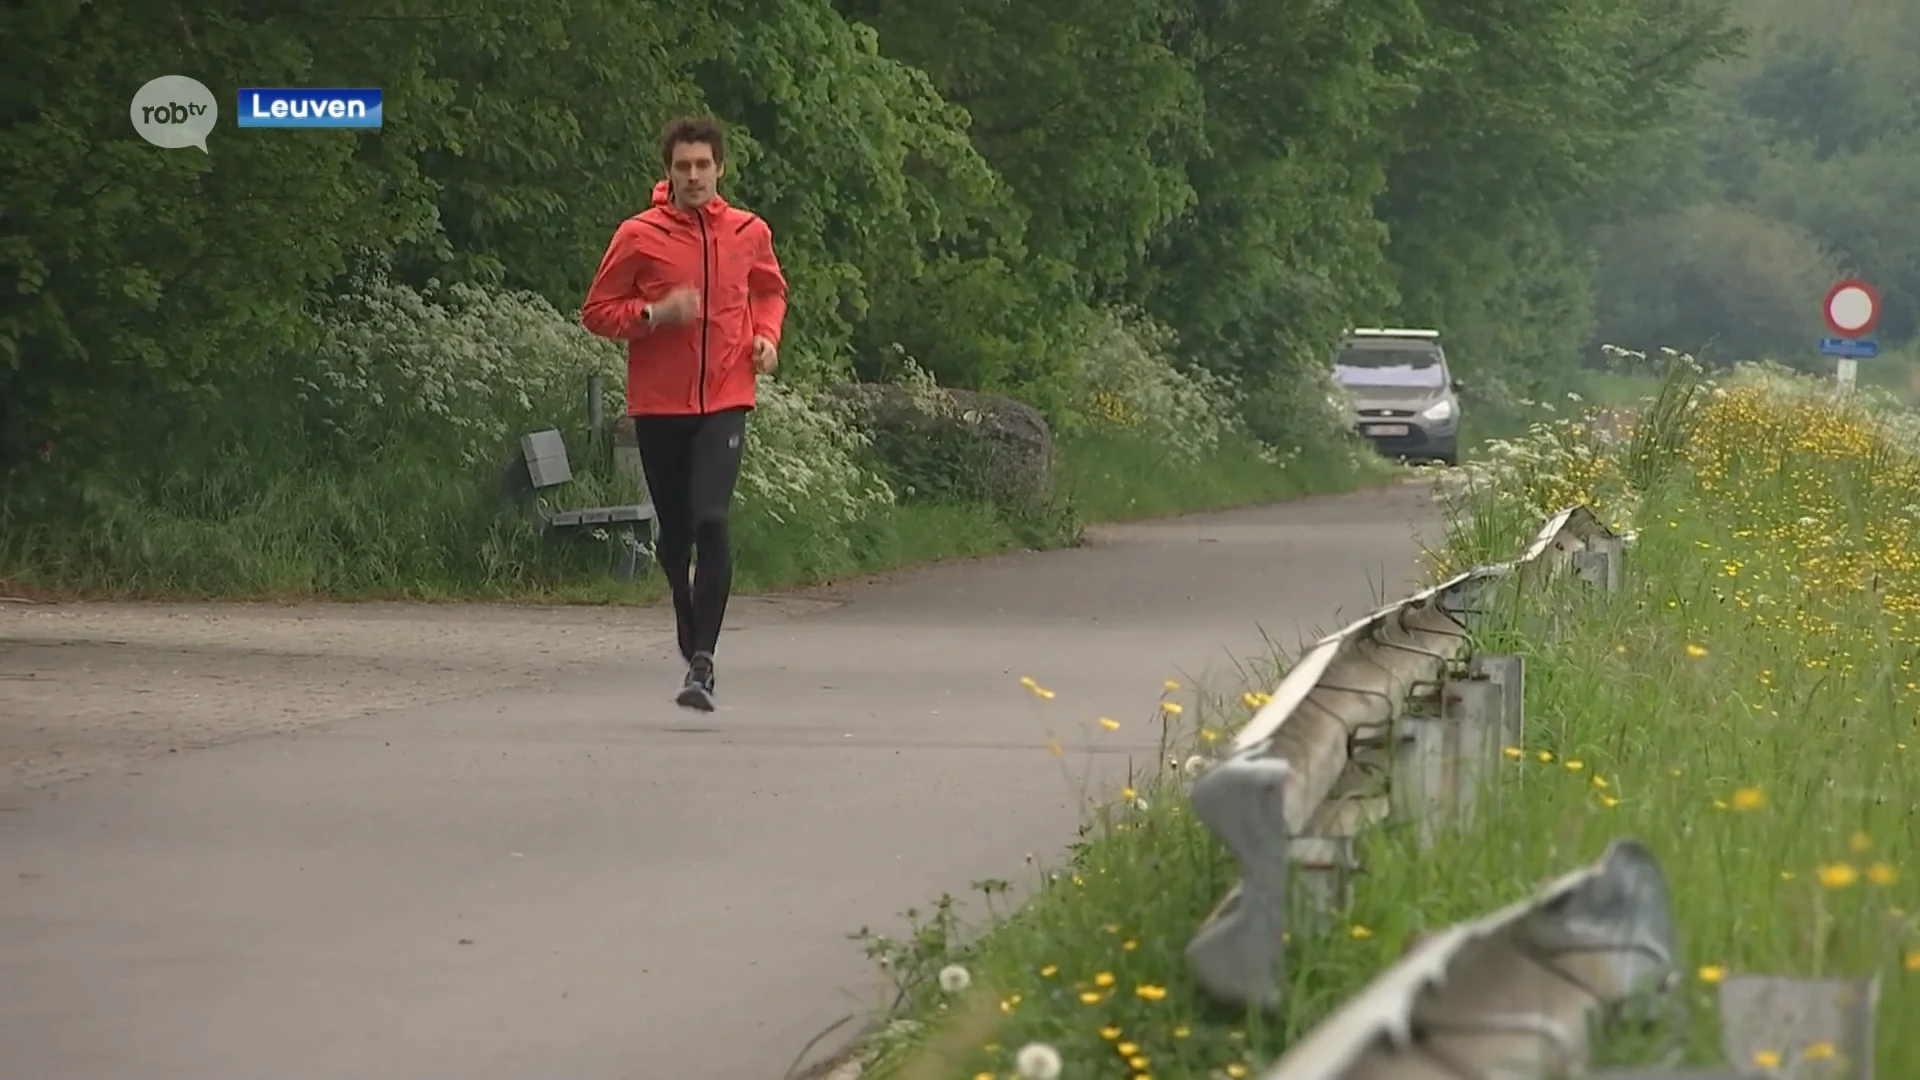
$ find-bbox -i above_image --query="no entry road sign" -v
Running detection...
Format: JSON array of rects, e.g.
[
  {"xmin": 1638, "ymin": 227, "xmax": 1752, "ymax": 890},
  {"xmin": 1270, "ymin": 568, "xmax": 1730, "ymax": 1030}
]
[{"xmin": 1823, "ymin": 277, "xmax": 1881, "ymax": 338}]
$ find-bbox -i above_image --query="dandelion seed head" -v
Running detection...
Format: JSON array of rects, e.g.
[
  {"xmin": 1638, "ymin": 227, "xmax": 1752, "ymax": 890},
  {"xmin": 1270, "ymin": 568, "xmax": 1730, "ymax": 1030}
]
[
  {"xmin": 1015, "ymin": 1042, "xmax": 1061, "ymax": 1080},
  {"xmin": 938, "ymin": 964, "xmax": 970, "ymax": 992}
]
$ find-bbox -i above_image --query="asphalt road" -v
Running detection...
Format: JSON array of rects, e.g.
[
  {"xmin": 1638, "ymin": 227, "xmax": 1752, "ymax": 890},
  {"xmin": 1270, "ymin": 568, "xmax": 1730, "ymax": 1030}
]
[{"xmin": 0, "ymin": 481, "xmax": 1439, "ymax": 1080}]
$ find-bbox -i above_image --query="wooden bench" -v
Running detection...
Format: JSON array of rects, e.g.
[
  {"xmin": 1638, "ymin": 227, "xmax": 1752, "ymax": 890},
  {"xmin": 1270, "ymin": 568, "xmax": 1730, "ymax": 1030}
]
[{"xmin": 517, "ymin": 428, "xmax": 657, "ymax": 580}]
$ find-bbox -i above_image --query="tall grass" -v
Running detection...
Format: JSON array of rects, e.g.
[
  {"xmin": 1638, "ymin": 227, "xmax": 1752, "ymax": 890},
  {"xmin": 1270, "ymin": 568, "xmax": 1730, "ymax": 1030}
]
[{"xmin": 838, "ymin": 352, "xmax": 1920, "ymax": 1080}]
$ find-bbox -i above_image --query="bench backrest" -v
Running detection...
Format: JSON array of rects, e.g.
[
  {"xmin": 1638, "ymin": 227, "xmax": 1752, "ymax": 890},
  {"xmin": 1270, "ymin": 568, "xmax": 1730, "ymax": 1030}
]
[{"xmin": 519, "ymin": 429, "xmax": 573, "ymax": 488}]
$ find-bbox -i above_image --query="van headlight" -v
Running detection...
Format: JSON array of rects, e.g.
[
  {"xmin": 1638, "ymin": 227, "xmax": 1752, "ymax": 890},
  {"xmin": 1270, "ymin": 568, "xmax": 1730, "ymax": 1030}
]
[{"xmin": 1422, "ymin": 399, "xmax": 1455, "ymax": 422}]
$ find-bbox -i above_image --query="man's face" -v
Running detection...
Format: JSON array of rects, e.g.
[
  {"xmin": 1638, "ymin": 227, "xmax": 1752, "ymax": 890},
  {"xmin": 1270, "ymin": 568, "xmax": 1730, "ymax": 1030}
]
[{"xmin": 668, "ymin": 141, "xmax": 723, "ymax": 209}]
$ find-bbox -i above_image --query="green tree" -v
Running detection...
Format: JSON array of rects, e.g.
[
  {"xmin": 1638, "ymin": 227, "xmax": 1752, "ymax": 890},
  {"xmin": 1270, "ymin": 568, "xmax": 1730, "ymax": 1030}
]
[
  {"xmin": 1139, "ymin": 0, "xmax": 1424, "ymax": 381},
  {"xmin": 1593, "ymin": 202, "xmax": 1839, "ymax": 364},
  {"xmin": 1590, "ymin": 0, "xmax": 1920, "ymax": 363},
  {"xmin": 0, "ymin": 0, "xmax": 451, "ymax": 467},
  {"xmin": 832, "ymin": 0, "xmax": 1204, "ymax": 301},
  {"xmin": 1376, "ymin": 0, "xmax": 1743, "ymax": 389}
]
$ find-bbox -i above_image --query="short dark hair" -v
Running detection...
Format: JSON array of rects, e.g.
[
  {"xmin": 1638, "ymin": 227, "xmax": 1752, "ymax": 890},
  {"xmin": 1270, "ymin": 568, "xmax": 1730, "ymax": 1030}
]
[{"xmin": 659, "ymin": 114, "xmax": 726, "ymax": 171}]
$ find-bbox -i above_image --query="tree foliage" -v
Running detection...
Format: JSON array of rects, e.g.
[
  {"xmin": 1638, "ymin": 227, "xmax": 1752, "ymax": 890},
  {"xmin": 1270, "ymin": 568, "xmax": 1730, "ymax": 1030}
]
[
  {"xmin": 3, "ymin": 0, "xmax": 1740, "ymax": 478},
  {"xmin": 1589, "ymin": 0, "xmax": 1920, "ymax": 363}
]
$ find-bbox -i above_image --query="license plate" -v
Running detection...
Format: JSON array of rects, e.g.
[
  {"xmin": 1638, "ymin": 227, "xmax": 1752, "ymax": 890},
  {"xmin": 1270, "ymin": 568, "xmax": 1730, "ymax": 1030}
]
[{"xmin": 1364, "ymin": 424, "xmax": 1410, "ymax": 437}]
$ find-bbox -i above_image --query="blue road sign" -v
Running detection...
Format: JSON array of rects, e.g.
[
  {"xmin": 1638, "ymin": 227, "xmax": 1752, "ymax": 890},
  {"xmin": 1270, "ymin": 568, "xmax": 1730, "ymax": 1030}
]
[{"xmin": 1819, "ymin": 337, "xmax": 1879, "ymax": 359}]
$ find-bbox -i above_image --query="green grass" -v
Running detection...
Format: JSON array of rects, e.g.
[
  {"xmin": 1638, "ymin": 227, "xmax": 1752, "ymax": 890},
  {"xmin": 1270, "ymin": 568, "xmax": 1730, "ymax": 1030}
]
[
  {"xmin": 1057, "ymin": 429, "xmax": 1398, "ymax": 524},
  {"xmin": 1457, "ymin": 369, "xmax": 1667, "ymax": 461},
  {"xmin": 0, "ymin": 424, "xmax": 1394, "ymax": 602},
  {"xmin": 1578, "ymin": 368, "xmax": 1668, "ymax": 406},
  {"xmin": 841, "ymin": 361, "xmax": 1920, "ymax": 1080},
  {"xmin": 1457, "ymin": 403, "xmax": 1529, "ymax": 457}
]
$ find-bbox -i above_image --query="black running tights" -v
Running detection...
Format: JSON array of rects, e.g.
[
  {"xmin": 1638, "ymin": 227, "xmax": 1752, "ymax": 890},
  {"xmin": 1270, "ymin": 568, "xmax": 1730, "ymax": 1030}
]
[{"xmin": 632, "ymin": 407, "xmax": 748, "ymax": 663}]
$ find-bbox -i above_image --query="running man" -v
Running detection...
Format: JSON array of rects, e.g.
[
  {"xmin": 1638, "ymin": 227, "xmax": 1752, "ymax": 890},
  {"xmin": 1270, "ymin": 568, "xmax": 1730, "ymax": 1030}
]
[{"xmin": 580, "ymin": 114, "xmax": 788, "ymax": 711}]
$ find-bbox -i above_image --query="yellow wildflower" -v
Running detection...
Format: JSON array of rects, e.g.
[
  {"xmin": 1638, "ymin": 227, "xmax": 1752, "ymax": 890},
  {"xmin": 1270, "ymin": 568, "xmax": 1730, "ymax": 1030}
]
[{"xmin": 1817, "ymin": 863, "xmax": 1859, "ymax": 889}]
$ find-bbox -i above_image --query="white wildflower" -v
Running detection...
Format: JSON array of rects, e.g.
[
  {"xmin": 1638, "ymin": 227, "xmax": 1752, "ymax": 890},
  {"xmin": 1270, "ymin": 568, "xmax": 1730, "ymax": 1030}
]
[
  {"xmin": 937, "ymin": 964, "xmax": 971, "ymax": 993},
  {"xmin": 1016, "ymin": 1042, "xmax": 1063, "ymax": 1080}
]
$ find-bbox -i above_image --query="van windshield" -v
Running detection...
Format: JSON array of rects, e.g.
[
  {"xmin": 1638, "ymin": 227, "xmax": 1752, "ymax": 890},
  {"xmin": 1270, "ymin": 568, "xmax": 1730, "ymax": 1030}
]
[{"xmin": 1334, "ymin": 345, "xmax": 1446, "ymax": 389}]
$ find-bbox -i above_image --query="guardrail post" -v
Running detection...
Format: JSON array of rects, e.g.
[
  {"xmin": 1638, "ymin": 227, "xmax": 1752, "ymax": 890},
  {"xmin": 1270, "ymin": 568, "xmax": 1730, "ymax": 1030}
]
[
  {"xmin": 1466, "ymin": 653, "xmax": 1526, "ymax": 752},
  {"xmin": 1719, "ymin": 973, "xmax": 1879, "ymax": 1080},
  {"xmin": 1287, "ymin": 836, "xmax": 1357, "ymax": 929},
  {"xmin": 1288, "ymin": 787, "xmax": 1389, "ymax": 932},
  {"xmin": 1593, "ymin": 972, "xmax": 1879, "ymax": 1080},
  {"xmin": 1575, "ymin": 534, "xmax": 1625, "ymax": 592},
  {"xmin": 1184, "ymin": 757, "xmax": 1293, "ymax": 1011},
  {"xmin": 1390, "ymin": 677, "xmax": 1502, "ymax": 850}
]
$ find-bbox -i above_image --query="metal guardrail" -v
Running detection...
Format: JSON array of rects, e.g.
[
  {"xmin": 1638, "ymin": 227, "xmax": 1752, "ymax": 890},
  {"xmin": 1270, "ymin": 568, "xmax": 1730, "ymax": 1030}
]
[
  {"xmin": 1184, "ymin": 504, "xmax": 1884, "ymax": 1078},
  {"xmin": 1262, "ymin": 837, "xmax": 1678, "ymax": 1079},
  {"xmin": 1186, "ymin": 505, "xmax": 1626, "ymax": 1010},
  {"xmin": 1262, "ymin": 834, "xmax": 1883, "ymax": 1079}
]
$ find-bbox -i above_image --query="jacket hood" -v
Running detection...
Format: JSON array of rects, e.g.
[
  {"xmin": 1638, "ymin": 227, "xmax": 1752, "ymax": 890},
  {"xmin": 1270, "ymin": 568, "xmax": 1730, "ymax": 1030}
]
[{"xmin": 650, "ymin": 179, "xmax": 730, "ymax": 219}]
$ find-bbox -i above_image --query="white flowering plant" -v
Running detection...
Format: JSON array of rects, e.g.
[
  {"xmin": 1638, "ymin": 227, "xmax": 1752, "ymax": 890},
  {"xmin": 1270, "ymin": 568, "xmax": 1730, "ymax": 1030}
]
[
  {"xmin": 300, "ymin": 277, "xmax": 622, "ymax": 470},
  {"xmin": 1059, "ymin": 307, "xmax": 1246, "ymax": 465}
]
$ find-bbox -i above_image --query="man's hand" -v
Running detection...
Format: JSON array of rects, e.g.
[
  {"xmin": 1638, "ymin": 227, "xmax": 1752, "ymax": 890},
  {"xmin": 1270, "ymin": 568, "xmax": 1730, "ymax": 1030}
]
[
  {"xmin": 752, "ymin": 335, "xmax": 778, "ymax": 374},
  {"xmin": 649, "ymin": 286, "xmax": 700, "ymax": 326}
]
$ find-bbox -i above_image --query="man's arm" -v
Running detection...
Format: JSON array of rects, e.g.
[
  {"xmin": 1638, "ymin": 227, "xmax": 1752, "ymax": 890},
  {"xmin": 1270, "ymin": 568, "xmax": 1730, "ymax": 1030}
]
[
  {"xmin": 580, "ymin": 219, "xmax": 653, "ymax": 340},
  {"xmin": 746, "ymin": 219, "xmax": 788, "ymax": 346}
]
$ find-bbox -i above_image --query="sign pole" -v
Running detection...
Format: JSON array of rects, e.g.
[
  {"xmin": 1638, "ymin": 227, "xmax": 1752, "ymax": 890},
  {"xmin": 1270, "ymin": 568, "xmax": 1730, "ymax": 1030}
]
[{"xmin": 1835, "ymin": 358, "xmax": 1858, "ymax": 393}]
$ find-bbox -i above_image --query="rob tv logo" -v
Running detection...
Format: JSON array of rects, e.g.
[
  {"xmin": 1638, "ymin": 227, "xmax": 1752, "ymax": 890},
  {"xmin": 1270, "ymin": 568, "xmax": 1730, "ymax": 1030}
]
[
  {"xmin": 130, "ymin": 77, "xmax": 382, "ymax": 151},
  {"xmin": 129, "ymin": 75, "xmax": 219, "ymax": 152}
]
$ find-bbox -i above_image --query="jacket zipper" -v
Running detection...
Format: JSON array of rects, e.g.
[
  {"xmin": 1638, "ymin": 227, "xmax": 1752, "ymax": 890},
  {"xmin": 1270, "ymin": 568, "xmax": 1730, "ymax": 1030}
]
[{"xmin": 696, "ymin": 212, "xmax": 710, "ymax": 413}]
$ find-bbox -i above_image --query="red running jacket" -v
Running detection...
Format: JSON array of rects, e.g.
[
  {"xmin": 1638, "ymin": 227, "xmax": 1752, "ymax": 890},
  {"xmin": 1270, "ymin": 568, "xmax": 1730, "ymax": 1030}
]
[{"xmin": 580, "ymin": 181, "xmax": 789, "ymax": 417}]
